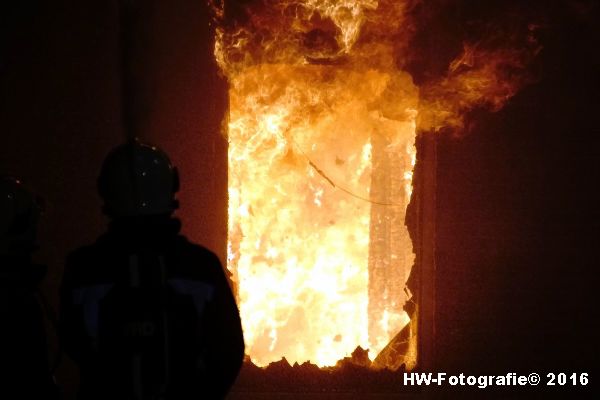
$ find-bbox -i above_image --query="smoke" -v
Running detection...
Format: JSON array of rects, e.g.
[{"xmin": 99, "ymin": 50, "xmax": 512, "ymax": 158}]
[
  {"xmin": 405, "ymin": 0, "xmax": 546, "ymax": 134},
  {"xmin": 213, "ymin": 0, "xmax": 545, "ymax": 136}
]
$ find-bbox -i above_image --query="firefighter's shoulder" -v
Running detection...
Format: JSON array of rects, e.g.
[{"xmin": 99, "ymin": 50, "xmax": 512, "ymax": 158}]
[{"xmin": 170, "ymin": 235, "xmax": 226, "ymax": 278}]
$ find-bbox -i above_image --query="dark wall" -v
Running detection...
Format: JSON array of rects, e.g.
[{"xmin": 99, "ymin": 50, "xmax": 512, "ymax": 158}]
[
  {"xmin": 433, "ymin": 0, "xmax": 599, "ymax": 386},
  {"xmin": 0, "ymin": 0, "xmax": 227, "ymax": 288},
  {"xmin": 0, "ymin": 2, "xmax": 227, "ymax": 397},
  {"xmin": 1, "ymin": 1, "xmax": 118, "ymax": 276}
]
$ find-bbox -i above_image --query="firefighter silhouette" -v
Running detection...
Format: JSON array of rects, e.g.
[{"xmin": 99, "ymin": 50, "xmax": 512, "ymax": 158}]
[
  {"xmin": 59, "ymin": 140, "xmax": 244, "ymax": 399},
  {"xmin": 0, "ymin": 176, "xmax": 59, "ymax": 398}
]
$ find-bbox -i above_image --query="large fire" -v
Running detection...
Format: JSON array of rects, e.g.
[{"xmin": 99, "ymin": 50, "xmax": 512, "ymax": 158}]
[{"xmin": 212, "ymin": 0, "xmax": 539, "ymax": 369}]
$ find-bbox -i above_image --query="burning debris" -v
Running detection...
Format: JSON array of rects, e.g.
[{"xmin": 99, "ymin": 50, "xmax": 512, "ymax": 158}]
[
  {"xmin": 231, "ymin": 348, "xmax": 416, "ymax": 395},
  {"xmin": 211, "ymin": 0, "xmax": 540, "ymax": 370}
]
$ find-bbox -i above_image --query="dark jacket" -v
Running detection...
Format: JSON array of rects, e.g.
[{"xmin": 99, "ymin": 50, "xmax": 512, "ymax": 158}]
[
  {"xmin": 59, "ymin": 218, "xmax": 244, "ymax": 399},
  {"xmin": 0, "ymin": 255, "xmax": 58, "ymax": 398}
]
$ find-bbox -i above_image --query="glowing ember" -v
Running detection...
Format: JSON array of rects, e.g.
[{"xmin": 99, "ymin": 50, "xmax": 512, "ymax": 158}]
[{"xmin": 212, "ymin": 0, "xmax": 539, "ymax": 369}]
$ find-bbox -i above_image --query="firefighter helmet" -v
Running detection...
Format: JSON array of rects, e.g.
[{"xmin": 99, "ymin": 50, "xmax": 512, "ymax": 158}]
[{"xmin": 97, "ymin": 139, "xmax": 179, "ymax": 217}]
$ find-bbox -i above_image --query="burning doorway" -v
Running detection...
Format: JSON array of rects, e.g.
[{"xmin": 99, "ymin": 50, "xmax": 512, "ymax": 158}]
[
  {"xmin": 223, "ymin": 64, "xmax": 418, "ymax": 368},
  {"xmin": 215, "ymin": 0, "xmax": 420, "ymax": 370},
  {"xmin": 211, "ymin": 0, "xmax": 539, "ymax": 372}
]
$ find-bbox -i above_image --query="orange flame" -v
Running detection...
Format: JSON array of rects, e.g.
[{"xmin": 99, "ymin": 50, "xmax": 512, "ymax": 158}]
[{"xmin": 212, "ymin": 0, "xmax": 538, "ymax": 369}]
